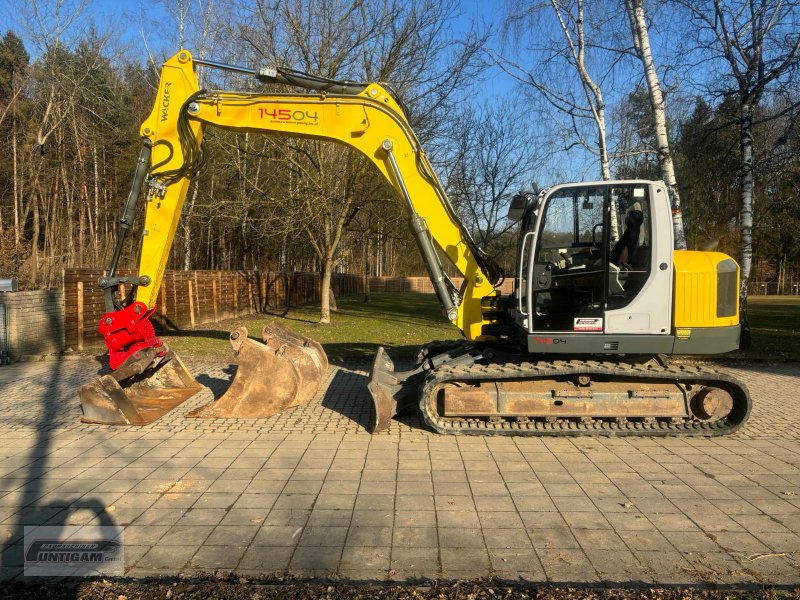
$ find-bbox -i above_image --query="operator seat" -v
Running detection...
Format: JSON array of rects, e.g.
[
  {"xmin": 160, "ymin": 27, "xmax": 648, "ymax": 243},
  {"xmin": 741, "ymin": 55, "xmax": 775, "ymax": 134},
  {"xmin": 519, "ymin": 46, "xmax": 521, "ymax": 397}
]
[{"xmin": 610, "ymin": 209, "xmax": 644, "ymax": 268}]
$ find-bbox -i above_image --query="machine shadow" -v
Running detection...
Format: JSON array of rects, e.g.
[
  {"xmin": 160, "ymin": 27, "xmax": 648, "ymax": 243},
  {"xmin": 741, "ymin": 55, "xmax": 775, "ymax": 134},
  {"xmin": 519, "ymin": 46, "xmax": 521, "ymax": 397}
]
[
  {"xmin": 0, "ymin": 351, "xmax": 120, "ymax": 587},
  {"xmin": 195, "ymin": 365, "xmax": 237, "ymax": 400}
]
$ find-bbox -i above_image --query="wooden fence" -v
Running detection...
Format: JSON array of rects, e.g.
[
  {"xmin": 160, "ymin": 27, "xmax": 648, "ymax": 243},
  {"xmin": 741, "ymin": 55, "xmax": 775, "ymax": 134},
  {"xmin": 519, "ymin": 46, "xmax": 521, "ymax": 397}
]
[
  {"xmin": 63, "ymin": 269, "xmax": 515, "ymax": 350},
  {"xmin": 63, "ymin": 269, "xmax": 362, "ymax": 350}
]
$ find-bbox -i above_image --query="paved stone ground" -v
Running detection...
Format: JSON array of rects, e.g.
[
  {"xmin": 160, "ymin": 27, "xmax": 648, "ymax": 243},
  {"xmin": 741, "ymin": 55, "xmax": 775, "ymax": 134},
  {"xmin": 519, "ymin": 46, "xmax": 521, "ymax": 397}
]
[{"xmin": 0, "ymin": 356, "xmax": 798, "ymax": 586}]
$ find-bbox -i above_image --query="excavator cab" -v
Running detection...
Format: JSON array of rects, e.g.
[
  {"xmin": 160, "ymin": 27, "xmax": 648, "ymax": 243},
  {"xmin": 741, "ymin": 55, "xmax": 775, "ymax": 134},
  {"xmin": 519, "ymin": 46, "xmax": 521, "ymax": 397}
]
[{"xmin": 513, "ymin": 181, "xmax": 671, "ymax": 352}]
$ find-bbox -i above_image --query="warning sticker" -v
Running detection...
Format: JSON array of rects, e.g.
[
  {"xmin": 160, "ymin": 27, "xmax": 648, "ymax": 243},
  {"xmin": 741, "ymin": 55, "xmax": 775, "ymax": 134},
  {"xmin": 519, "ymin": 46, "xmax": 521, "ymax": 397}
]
[{"xmin": 574, "ymin": 317, "xmax": 603, "ymax": 332}]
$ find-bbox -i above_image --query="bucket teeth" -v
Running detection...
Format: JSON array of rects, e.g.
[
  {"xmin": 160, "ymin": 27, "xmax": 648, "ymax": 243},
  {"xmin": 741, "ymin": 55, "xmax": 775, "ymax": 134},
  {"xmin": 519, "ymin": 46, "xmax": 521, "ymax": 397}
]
[
  {"xmin": 187, "ymin": 324, "xmax": 328, "ymax": 419},
  {"xmin": 79, "ymin": 350, "xmax": 201, "ymax": 425}
]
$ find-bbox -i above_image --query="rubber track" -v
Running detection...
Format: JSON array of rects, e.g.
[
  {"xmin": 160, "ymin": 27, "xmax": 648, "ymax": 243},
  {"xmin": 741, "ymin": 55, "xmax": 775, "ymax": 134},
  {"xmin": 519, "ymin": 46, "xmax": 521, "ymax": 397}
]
[{"xmin": 419, "ymin": 359, "xmax": 751, "ymax": 436}]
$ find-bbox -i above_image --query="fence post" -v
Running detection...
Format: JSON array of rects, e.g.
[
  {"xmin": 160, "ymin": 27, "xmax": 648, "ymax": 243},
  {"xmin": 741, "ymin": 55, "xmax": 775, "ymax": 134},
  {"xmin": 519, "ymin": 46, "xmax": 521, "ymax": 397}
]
[
  {"xmin": 77, "ymin": 281, "xmax": 84, "ymax": 351},
  {"xmin": 212, "ymin": 279, "xmax": 218, "ymax": 321},
  {"xmin": 260, "ymin": 274, "xmax": 267, "ymax": 310},
  {"xmin": 193, "ymin": 272, "xmax": 200, "ymax": 321},
  {"xmin": 188, "ymin": 280, "xmax": 196, "ymax": 327},
  {"xmin": 233, "ymin": 276, "xmax": 238, "ymax": 318},
  {"xmin": 248, "ymin": 278, "xmax": 254, "ymax": 314},
  {"xmin": 160, "ymin": 283, "xmax": 167, "ymax": 319}
]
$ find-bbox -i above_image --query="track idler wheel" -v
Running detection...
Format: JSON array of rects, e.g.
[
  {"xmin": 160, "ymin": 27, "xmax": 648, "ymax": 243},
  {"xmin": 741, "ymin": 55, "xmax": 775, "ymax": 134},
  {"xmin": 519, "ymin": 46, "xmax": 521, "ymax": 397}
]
[
  {"xmin": 690, "ymin": 387, "xmax": 734, "ymax": 422},
  {"xmin": 187, "ymin": 324, "xmax": 327, "ymax": 419}
]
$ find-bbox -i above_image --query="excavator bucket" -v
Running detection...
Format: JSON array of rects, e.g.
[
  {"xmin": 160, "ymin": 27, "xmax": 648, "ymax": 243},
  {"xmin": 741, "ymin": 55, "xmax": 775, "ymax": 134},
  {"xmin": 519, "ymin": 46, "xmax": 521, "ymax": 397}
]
[
  {"xmin": 79, "ymin": 348, "xmax": 202, "ymax": 425},
  {"xmin": 367, "ymin": 347, "xmax": 420, "ymax": 433},
  {"xmin": 187, "ymin": 323, "xmax": 328, "ymax": 419}
]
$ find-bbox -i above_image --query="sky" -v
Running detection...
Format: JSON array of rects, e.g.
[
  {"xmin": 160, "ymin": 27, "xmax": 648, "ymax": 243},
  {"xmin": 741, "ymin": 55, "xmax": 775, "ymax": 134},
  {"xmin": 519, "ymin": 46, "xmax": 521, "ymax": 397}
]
[{"xmin": 0, "ymin": 0, "xmax": 684, "ymax": 185}]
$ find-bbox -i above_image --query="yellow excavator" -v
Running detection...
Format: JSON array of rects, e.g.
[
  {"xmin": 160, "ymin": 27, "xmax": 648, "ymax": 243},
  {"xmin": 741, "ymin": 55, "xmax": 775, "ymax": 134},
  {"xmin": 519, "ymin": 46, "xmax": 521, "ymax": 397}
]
[{"xmin": 79, "ymin": 50, "xmax": 751, "ymax": 436}]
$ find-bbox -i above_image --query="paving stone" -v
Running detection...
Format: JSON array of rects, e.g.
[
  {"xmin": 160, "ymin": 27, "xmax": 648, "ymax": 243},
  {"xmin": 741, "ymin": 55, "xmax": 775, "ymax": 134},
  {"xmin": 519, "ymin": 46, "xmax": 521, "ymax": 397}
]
[
  {"xmin": 394, "ymin": 510, "xmax": 436, "ymax": 527},
  {"xmin": 536, "ymin": 548, "xmax": 598, "ymax": 583},
  {"xmin": 585, "ymin": 548, "xmax": 648, "ymax": 584},
  {"xmin": 1, "ymin": 358, "xmax": 799, "ymax": 585},
  {"xmin": 340, "ymin": 545, "xmax": 391, "ymax": 571},
  {"xmin": 176, "ymin": 508, "xmax": 227, "ymax": 526},
  {"xmin": 482, "ymin": 528, "xmax": 532, "ymax": 549},
  {"xmin": 440, "ymin": 547, "xmax": 489, "ymax": 573},
  {"xmin": 394, "ymin": 494, "xmax": 434, "ymax": 511},
  {"xmin": 253, "ymin": 525, "xmax": 304, "ymax": 546},
  {"xmin": 190, "ymin": 545, "xmax": 247, "ymax": 569},
  {"xmin": 205, "ymin": 525, "xmax": 258, "ymax": 546},
  {"xmin": 392, "ymin": 527, "xmax": 438, "ymax": 548},
  {"xmin": 289, "ymin": 545, "xmax": 342, "ymax": 572},
  {"xmin": 528, "ymin": 527, "xmax": 579, "ymax": 549},
  {"xmin": 390, "ymin": 546, "xmax": 440, "ymax": 575},
  {"xmin": 345, "ymin": 525, "xmax": 392, "ymax": 547},
  {"xmin": 438, "ymin": 527, "xmax": 485, "ymax": 548},
  {"xmin": 136, "ymin": 545, "xmax": 197, "ymax": 570},
  {"xmin": 351, "ymin": 510, "xmax": 393, "ymax": 527},
  {"xmin": 238, "ymin": 545, "xmax": 294, "ymax": 572},
  {"xmin": 158, "ymin": 525, "xmax": 213, "ymax": 546}
]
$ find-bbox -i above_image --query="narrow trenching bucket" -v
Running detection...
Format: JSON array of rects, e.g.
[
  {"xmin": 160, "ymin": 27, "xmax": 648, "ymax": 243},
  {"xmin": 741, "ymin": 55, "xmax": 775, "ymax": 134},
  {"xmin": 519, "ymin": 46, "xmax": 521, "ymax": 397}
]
[
  {"xmin": 366, "ymin": 346, "xmax": 421, "ymax": 433},
  {"xmin": 79, "ymin": 348, "xmax": 202, "ymax": 425},
  {"xmin": 187, "ymin": 323, "xmax": 328, "ymax": 419}
]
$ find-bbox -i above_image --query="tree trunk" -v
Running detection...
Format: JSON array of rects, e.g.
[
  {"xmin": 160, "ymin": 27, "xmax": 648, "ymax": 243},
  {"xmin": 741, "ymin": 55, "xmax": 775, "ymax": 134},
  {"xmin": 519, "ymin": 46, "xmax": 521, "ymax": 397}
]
[
  {"xmin": 30, "ymin": 192, "xmax": 39, "ymax": 286},
  {"xmin": 363, "ymin": 237, "xmax": 371, "ymax": 303},
  {"xmin": 329, "ymin": 285, "xmax": 338, "ymax": 312},
  {"xmin": 319, "ymin": 260, "xmax": 332, "ymax": 324},
  {"xmin": 12, "ymin": 117, "xmax": 19, "ymax": 245},
  {"xmin": 625, "ymin": 0, "xmax": 687, "ymax": 249},
  {"xmin": 739, "ymin": 103, "xmax": 754, "ymax": 308},
  {"xmin": 183, "ymin": 181, "xmax": 199, "ymax": 270}
]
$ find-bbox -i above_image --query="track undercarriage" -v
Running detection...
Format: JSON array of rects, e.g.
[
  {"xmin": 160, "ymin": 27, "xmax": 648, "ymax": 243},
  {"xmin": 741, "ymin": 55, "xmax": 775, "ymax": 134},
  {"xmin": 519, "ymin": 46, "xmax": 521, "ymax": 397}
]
[{"xmin": 368, "ymin": 345, "xmax": 751, "ymax": 436}]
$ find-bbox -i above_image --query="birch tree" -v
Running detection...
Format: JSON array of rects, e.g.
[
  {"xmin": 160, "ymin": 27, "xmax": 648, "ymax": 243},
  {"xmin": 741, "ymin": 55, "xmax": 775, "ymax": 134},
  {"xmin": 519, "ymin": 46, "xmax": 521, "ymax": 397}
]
[
  {"xmin": 675, "ymin": 0, "xmax": 800, "ymax": 331},
  {"xmin": 624, "ymin": 0, "xmax": 687, "ymax": 249},
  {"xmin": 500, "ymin": 0, "xmax": 614, "ymax": 181}
]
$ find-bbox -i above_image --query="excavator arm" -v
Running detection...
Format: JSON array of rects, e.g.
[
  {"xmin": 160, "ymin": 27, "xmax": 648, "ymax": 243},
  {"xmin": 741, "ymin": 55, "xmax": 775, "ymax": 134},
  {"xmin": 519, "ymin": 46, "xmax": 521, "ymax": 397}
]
[
  {"xmin": 135, "ymin": 50, "xmax": 497, "ymax": 339},
  {"xmin": 80, "ymin": 50, "xmax": 498, "ymax": 428}
]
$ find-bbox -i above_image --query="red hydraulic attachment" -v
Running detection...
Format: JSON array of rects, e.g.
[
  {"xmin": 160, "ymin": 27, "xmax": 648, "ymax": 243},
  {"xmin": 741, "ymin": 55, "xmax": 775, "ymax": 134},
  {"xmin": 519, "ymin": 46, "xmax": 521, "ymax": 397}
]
[{"xmin": 98, "ymin": 301, "xmax": 165, "ymax": 370}]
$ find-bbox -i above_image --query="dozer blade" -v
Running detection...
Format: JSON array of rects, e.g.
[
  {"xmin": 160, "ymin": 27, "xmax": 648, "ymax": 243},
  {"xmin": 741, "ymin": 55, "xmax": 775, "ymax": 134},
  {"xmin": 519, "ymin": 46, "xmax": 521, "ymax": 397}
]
[
  {"xmin": 187, "ymin": 324, "xmax": 328, "ymax": 419},
  {"xmin": 366, "ymin": 347, "xmax": 420, "ymax": 433},
  {"xmin": 79, "ymin": 348, "xmax": 202, "ymax": 425}
]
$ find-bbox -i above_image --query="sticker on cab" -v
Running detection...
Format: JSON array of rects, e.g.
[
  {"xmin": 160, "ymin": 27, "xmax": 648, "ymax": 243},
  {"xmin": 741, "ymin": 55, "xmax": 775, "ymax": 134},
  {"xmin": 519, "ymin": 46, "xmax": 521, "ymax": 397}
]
[{"xmin": 574, "ymin": 317, "xmax": 603, "ymax": 332}]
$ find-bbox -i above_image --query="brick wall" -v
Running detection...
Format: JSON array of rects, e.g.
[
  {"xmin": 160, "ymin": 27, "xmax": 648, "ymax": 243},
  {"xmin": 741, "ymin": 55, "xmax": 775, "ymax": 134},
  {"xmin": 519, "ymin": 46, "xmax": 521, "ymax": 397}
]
[{"xmin": 0, "ymin": 290, "xmax": 64, "ymax": 360}]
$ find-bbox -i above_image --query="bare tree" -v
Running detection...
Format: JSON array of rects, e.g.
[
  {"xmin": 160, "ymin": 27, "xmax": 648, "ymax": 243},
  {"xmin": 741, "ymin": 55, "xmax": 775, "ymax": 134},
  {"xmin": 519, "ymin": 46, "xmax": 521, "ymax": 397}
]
[
  {"xmin": 235, "ymin": 0, "xmax": 486, "ymax": 324},
  {"xmin": 675, "ymin": 0, "xmax": 800, "ymax": 325},
  {"xmin": 499, "ymin": 0, "xmax": 614, "ymax": 180},
  {"xmin": 446, "ymin": 99, "xmax": 542, "ymax": 264},
  {"xmin": 624, "ymin": 0, "xmax": 687, "ymax": 249}
]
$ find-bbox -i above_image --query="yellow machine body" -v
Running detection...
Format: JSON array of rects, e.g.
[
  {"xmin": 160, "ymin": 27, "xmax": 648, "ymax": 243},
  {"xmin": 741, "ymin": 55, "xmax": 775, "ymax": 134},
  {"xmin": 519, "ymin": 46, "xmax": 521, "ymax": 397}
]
[{"xmin": 673, "ymin": 250, "xmax": 740, "ymax": 328}]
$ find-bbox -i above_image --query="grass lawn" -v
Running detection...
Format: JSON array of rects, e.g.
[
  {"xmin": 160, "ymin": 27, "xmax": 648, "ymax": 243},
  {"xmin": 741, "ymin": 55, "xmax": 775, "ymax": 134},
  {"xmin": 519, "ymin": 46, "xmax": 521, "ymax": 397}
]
[
  {"xmin": 163, "ymin": 292, "xmax": 460, "ymax": 361},
  {"xmin": 161, "ymin": 292, "xmax": 800, "ymax": 361},
  {"xmin": 740, "ymin": 295, "xmax": 800, "ymax": 359}
]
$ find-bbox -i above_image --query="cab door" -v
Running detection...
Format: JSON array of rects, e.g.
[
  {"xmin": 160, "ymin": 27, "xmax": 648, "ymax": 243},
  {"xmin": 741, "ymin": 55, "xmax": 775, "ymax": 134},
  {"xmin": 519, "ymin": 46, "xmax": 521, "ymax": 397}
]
[{"xmin": 529, "ymin": 187, "xmax": 607, "ymax": 332}]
